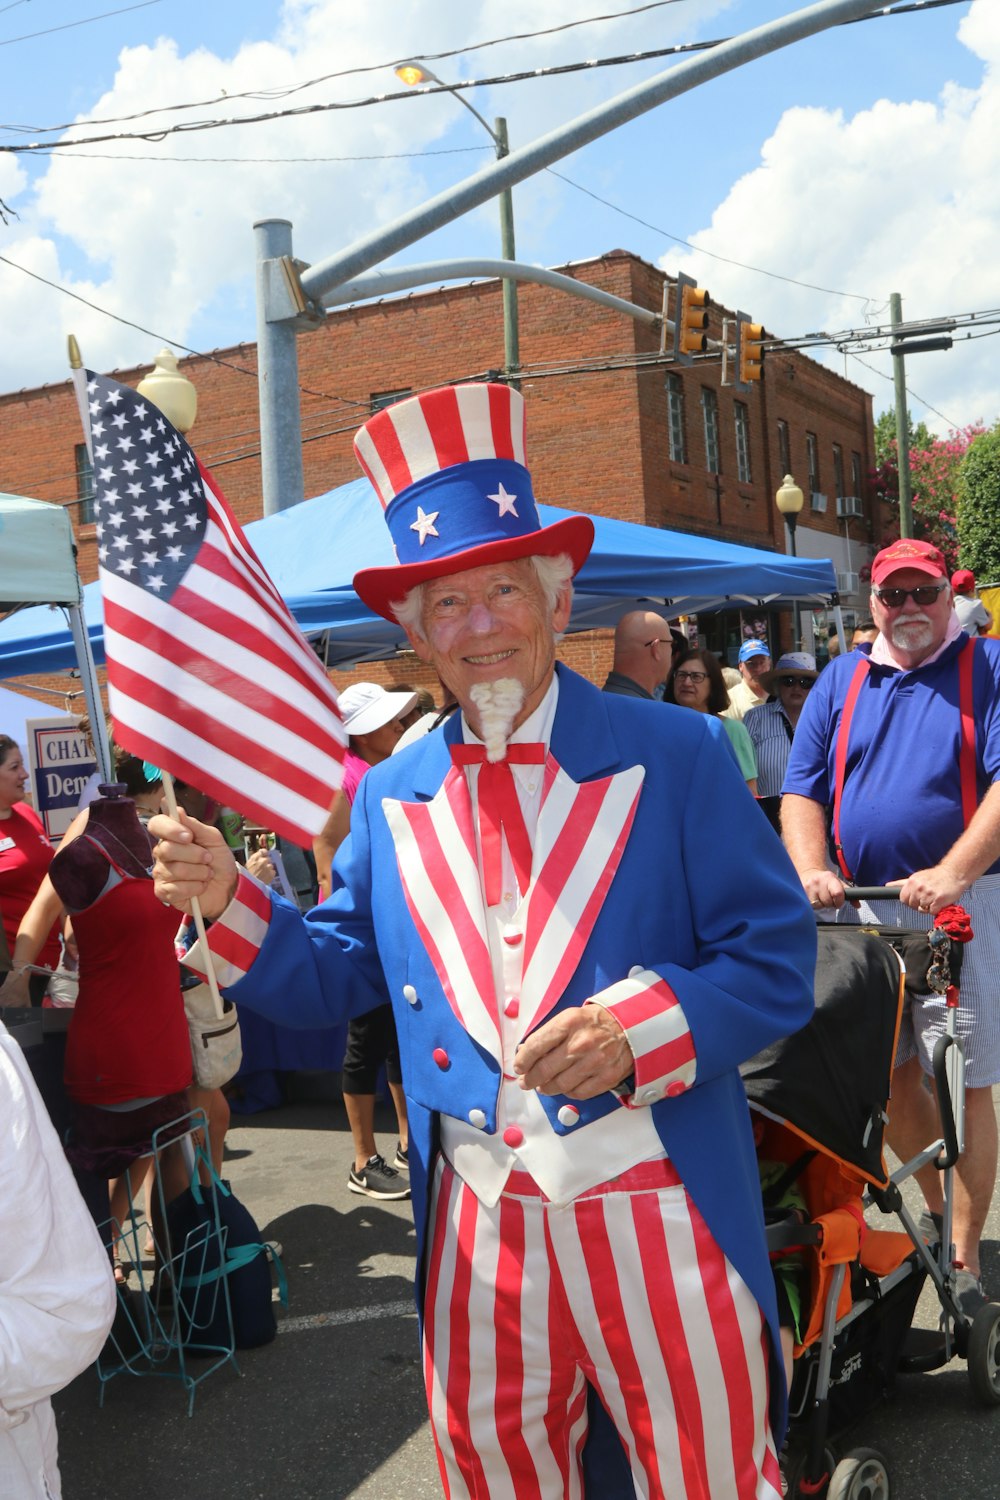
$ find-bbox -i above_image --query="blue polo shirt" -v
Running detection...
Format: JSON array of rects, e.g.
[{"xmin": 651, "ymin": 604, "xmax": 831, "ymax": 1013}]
[{"xmin": 783, "ymin": 635, "xmax": 1000, "ymax": 885}]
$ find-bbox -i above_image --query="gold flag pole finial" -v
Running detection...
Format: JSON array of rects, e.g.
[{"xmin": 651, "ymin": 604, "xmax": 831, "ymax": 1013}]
[{"xmin": 67, "ymin": 333, "xmax": 82, "ymax": 370}]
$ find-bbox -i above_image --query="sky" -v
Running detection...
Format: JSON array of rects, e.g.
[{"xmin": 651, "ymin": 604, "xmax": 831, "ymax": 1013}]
[{"xmin": 0, "ymin": 0, "xmax": 994, "ymax": 441}]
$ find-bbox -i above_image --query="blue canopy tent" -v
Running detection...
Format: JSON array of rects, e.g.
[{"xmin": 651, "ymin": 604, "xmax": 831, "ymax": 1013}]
[{"xmin": 0, "ymin": 478, "xmax": 838, "ymax": 676}]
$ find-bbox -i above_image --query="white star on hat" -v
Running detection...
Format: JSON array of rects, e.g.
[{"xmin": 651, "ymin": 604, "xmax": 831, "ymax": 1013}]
[
  {"xmin": 487, "ymin": 482, "xmax": 518, "ymax": 518},
  {"xmin": 410, "ymin": 506, "xmax": 440, "ymax": 546}
]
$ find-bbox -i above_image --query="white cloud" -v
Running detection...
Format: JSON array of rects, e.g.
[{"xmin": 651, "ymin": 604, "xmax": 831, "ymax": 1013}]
[{"xmin": 667, "ymin": 0, "xmax": 1000, "ymax": 434}]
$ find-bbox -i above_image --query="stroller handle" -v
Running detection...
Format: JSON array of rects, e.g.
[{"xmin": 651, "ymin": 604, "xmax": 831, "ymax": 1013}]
[{"xmin": 842, "ymin": 885, "xmax": 904, "ymax": 902}]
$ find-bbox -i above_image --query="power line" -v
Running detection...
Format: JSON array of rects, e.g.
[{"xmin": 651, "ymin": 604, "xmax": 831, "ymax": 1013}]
[
  {"xmin": 545, "ymin": 167, "xmax": 877, "ymax": 305},
  {"xmin": 16, "ymin": 145, "xmax": 493, "ymax": 164},
  {"xmin": 1, "ymin": 1, "xmax": 967, "ymax": 156},
  {"xmin": 0, "ymin": 1, "xmax": 687, "ymax": 134},
  {"xmin": 0, "ymin": 253, "xmax": 368, "ymax": 411},
  {"xmin": 0, "ymin": 0, "xmax": 164, "ymax": 48},
  {"xmin": 845, "ymin": 350, "xmax": 960, "ymax": 429}
]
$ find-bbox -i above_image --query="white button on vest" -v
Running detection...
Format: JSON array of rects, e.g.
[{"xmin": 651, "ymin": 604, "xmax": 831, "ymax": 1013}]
[
  {"xmin": 468, "ymin": 1108, "xmax": 487, "ymax": 1129},
  {"xmin": 402, "ymin": 984, "xmax": 418, "ymax": 1005},
  {"xmin": 557, "ymin": 1105, "xmax": 580, "ymax": 1128},
  {"xmin": 628, "ymin": 965, "xmax": 644, "ymax": 979}
]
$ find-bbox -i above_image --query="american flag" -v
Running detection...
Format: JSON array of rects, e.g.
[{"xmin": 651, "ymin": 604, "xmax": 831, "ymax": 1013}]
[{"xmin": 83, "ymin": 368, "xmax": 346, "ymax": 846}]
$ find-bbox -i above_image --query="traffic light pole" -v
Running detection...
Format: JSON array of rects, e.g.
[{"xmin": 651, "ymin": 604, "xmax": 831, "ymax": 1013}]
[{"xmin": 890, "ymin": 292, "xmax": 915, "ymax": 539}]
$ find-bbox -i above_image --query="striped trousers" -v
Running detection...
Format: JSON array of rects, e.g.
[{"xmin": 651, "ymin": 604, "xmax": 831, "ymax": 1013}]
[{"xmin": 422, "ymin": 1156, "xmax": 781, "ymax": 1500}]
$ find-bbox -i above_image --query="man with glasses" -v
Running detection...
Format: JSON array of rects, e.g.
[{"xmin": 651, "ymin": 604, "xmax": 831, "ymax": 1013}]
[
  {"xmin": 602, "ymin": 609, "xmax": 674, "ymax": 699},
  {"xmin": 781, "ymin": 538, "xmax": 1000, "ymax": 1314}
]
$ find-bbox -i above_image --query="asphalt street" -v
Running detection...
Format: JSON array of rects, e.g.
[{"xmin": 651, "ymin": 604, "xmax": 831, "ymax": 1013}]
[{"xmin": 53, "ymin": 1082, "xmax": 1000, "ymax": 1500}]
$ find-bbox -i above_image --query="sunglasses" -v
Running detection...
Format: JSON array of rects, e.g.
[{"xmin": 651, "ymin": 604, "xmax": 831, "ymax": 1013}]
[
  {"xmin": 675, "ymin": 669, "xmax": 708, "ymax": 684},
  {"xmin": 776, "ymin": 675, "xmax": 814, "ymax": 689},
  {"xmin": 872, "ymin": 582, "xmax": 947, "ymax": 608}
]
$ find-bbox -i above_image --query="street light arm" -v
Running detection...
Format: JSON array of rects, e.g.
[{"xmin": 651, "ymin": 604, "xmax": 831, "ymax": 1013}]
[{"xmin": 396, "ymin": 62, "xmax": 500, "ymax": 147}]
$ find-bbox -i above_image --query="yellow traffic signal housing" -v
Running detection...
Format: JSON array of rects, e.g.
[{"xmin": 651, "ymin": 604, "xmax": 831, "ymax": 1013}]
[
  {"xmin": 673, "ymin": 273, "xmax": 710, "ymax": 364},
  {"xmin": 736, "ymin": 317, "xmax": 765, "ymax": 385}
]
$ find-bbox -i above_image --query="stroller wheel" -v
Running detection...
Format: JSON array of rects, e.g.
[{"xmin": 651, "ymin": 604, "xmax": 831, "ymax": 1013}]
[
  {"xmin": 967, "ymin": 1301, "xmax": 1000, "ymax": 1406},
  {"xmin": 826, "ymin": 1447, "xmax": 890, "ymax": 1500}
]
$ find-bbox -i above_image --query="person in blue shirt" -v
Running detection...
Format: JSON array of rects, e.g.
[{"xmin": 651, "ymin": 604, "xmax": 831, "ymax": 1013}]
[{"xmin": 782, "ymin": 538, "xmax": 1000, "ymax": 1315}]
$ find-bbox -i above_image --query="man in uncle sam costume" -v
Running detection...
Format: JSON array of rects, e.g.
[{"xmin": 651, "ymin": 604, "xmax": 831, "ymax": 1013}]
[{"xmin": 152, "ymin": 383, "xmax": 816, "ymax": 1499}]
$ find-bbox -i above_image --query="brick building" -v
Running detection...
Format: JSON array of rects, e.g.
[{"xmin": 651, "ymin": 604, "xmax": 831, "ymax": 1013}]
[{"xmin": 1, "ymin": 249, "xmax": 880, "ymax": 699}]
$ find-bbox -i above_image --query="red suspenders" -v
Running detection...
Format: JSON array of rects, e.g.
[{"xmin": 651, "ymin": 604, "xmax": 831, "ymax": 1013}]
[{"xmin": 831, "ymin": 639, "xmax": 979, "ymax": 883}]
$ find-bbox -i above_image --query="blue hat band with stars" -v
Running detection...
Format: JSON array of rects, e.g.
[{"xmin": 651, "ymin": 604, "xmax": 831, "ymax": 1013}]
[{"xmin": 384, "ymin": 458, "xmax": 539, "ymax": 568}]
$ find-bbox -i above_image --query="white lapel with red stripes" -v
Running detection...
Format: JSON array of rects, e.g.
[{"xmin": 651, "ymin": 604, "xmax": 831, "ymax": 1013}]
[
  {"xmin": 382, "ymin": 754, "xmax": 644, "ymax": 1057},
  {"xmin": 518, "ymin": 758, "xmax": 644, "ymax": 1038},
  {"xmin": 382, "ymin": 765, "xmax": 501, "ymax": 1061}
]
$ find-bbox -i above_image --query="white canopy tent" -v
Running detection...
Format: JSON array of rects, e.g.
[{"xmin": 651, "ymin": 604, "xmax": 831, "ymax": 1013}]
[{"xmin": 0, "ymin": 493, "xmax": 111, "ymax": 780}]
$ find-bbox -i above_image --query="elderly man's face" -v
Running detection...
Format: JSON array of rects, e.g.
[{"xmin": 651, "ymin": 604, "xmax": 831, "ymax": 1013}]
[
  {"xmin": 870, "ymin": 567, "xmax": 951, "ymax": 664},
  {"xmin": 404, "ymin": 558, "xmax": 571, "ymax": 730},
  {"xmin": 740, "ymin": 653, "xmax": 771, "ymax": 690}
]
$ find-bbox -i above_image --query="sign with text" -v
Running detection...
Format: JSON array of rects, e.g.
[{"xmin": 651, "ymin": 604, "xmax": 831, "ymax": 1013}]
[{"xmin": 27, "ymin": 717, "xmax": 96, "ymax": 841}]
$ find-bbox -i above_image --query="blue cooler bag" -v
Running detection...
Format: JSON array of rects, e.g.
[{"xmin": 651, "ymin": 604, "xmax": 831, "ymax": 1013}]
[{"xmin": 166, "ymin": 1151, "xmax": 285, "ymax": 1351}]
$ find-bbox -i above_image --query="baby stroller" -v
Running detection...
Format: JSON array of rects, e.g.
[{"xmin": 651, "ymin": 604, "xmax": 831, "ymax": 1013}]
[{"xmin": 741, "ymin": 889, "xmax": 1000, "ymax": 1499}]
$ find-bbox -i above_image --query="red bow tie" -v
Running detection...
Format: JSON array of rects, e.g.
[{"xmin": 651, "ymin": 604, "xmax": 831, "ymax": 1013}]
[{"xmin": 450, "ymin": 743, "xmax": 546, "ymax": 908}]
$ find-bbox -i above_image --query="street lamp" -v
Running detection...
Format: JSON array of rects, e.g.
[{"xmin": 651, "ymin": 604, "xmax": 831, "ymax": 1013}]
[
  {"xmin": 776, "ymin": 473, "xmax": 804, "ymax": 651},
  {"xmin": 395, "ymin": 60, "xmax": 519, "ymax": 385},
  {"xmin": 137, "ymin": 347, "xmax": 197, "ymax": 434}
]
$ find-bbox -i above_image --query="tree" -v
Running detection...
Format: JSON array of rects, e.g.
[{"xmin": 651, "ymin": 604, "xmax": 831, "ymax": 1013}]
[
  {"xmin": 956, "ymin": 426, "xmax": 1000, "ymax": 584},
  {"xmin": 871, "ymin": 411, "xmax": 984, "ymax": 570}
]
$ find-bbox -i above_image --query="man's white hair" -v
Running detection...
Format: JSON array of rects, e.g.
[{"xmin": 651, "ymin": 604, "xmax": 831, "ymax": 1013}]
[{"xmin": 390, "ymin": 552, "xmax": 575, "ymax": 639}]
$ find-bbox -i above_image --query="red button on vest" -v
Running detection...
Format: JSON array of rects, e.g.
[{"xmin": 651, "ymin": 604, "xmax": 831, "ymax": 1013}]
[
  {"xmin": 502, "ymin": 1126, "xmax": 524, "ymax": 1149},
  {"xmin": 504, "ymin": 997, "xmax": 520, "ymax": 1019},
  {"xmin": 665, "ymin": 1080, "xmax": 687, "ymax": 1098},
  {"xmin": 502, "ymin": 928, "xmax": 523, "ymax": 947},
  {"xmin": 432, "ymin": 1047, "xmax": 450, "ymax": 1070}
]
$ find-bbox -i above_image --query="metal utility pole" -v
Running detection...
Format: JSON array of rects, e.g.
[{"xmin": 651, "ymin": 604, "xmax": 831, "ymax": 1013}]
[
  {"xmin": 890, "ymin": 292, "xmax": 915, "ymax": 539},
  {"xmin": 494, "ymin": 117, "xmax": 520, "ymax": 388}
]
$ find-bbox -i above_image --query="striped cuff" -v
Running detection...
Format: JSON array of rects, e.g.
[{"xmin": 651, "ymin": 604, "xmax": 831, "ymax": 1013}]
[
  {"xmin": 182, "ymin": 869, "xmax": 272, "ymax": 988},
  {"xmin": 588, "ymin": 967, "xmax": 696, "ymax": 1107}
]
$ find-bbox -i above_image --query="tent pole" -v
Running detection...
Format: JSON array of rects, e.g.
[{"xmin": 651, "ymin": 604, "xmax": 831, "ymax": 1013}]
[{"xmin": 67, "ymin": 604, "xmax": 112, "ymax": 782}]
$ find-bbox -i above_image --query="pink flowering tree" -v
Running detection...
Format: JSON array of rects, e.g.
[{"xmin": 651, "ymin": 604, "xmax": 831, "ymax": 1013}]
[{"xmin": 871, "ymin": 413, "xmax": 986, "ymax": 570}]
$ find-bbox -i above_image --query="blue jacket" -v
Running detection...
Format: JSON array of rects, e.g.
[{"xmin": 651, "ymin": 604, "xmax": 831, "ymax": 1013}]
[{"xmin": 226, "ymin": 665, "xmax": 816, "ymax": 1434}]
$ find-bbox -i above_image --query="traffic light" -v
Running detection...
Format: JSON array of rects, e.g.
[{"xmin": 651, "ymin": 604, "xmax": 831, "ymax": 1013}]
[
  {"xmin": 735, "ymin": 312, "xmax": 765, "ymax": 387},
  {"xmin": 673, "ymin": 273, "xmax": 710, "ymax": 364}
]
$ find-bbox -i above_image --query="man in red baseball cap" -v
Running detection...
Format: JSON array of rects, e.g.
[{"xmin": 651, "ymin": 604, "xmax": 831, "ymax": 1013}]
[
  {"xmin": 782, "ymin": 535, "xmax": 1000, "ymax": 1316},
  {"xmin": 951, "ymin": 566, "xmax": 991, "ymax": 637}
]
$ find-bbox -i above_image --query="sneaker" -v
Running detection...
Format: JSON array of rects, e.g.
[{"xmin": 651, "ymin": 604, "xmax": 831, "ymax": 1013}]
[
  {"xmin": 349, "ymin": 1153, "xmax": 411, "ymax": 1200},
  {"xmin": 953, "ymin": 1267, "xmax": 989, "ymax": 1320},
  {"xmin": 393, "ymin": 1142, "xmax": 409, "ymax": 1173}
]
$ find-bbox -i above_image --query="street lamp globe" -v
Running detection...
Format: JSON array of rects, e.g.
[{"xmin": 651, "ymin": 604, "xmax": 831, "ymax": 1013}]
[
  {"xmin": 775, "ymin": 474, "xmax": 804, "ymax": 521},
  {"xmin": 137, "ymin": 348, "xmax": 197, "ymax": 434}
]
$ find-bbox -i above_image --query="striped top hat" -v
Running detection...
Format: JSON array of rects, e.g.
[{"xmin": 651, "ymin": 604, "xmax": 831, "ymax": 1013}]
[{"xmin": 351, "ymin": 382, "xmax": 594, "ymax": 622}]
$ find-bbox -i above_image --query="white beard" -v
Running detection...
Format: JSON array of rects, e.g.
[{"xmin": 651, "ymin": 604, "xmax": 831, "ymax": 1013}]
[
  {"xmin": 469, "ymin": 678, "xmax": 526, "ymax": 762},
  {"xmin": 889, "ymin": 615, "xmax": 934, "ymax": 654}
]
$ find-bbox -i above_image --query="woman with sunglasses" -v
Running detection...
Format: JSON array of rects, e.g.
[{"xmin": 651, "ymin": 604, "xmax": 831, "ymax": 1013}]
[
  {"xmin": 745, "ymin": 652, "xmax": 819, "ymax": 831},
  {"xmin": 668, "ymin": 648, "xmax": 759, "ymax": 794}
]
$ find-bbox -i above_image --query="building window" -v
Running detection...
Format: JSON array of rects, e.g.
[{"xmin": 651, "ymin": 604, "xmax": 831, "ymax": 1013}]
[
  {"xmin": 370, "ymin": 388, "xmax": 412, "ymax": 413},
  {"xmin": 734, "ymin": 401, "xmax": 752, "ymax": 483},
  {"xmin": 75, "ymin": 443, "xmax": 95, "ymax": 525},
  {"xmin": 777, "ymin": 419, "xmax": 790, "ymax": 479},
  {"xmin": 806, "ymin": 432, "xmax": 819, "ymax": 493},
  {"xmin": 665, "ymin": 374, "xmax": 686, "ymax": 464},
  {"xmin": 851, "ymin": 450, "xmax": 863, "ymax": 498},
  {"xmin": 701, "ymin": 388, "xmax": 720, "ymax": 473},
  {"xmin": 833, "ymin": 443, "xmax": 845, "ymax": 499}
]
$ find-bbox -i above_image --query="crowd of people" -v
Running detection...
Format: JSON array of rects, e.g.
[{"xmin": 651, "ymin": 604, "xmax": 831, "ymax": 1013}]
[{"xmin": 1, "ymin": 367, "xmax": 998, "ymax": 1500}]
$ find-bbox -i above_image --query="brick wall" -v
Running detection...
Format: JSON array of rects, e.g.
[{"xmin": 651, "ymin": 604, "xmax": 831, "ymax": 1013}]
[{"xmin": 1, "ymin": 249, "xmax": 874, "ymax": 705}]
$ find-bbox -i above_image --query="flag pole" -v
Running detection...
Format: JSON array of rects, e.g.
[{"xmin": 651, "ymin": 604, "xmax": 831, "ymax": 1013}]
[{"xmin": 161, "ymin": 773, "xmax": 226, "ymax": 1021}]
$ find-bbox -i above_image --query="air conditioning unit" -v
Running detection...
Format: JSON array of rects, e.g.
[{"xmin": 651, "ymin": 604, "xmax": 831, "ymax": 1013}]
[
  {"xmin": 837, "ymin": 495, "xmax": 864, "ymax": 519},
  {"xmin": 810, "ymin": 491, "xmax": 827, "ymax": 513},
  {"xmin": 837, "ymin": 570, "xmax": 860, "ymax": 596}
]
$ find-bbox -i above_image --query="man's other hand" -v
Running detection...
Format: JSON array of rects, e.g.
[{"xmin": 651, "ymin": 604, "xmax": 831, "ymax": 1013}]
[
  {"xmin": 514, "ymin": 1006, "xmax": 634, "ymax": 1100},
  {"xmin": 150, "ymin": 810, "xmax": 238, "ymax": 918},
  {"xmin": 800, "ymin": 866, "xmax": 846, "ymax": 909},
  {"xmin": 897, "ymin": 864, "xmax": 969, "ymax": 915}
]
